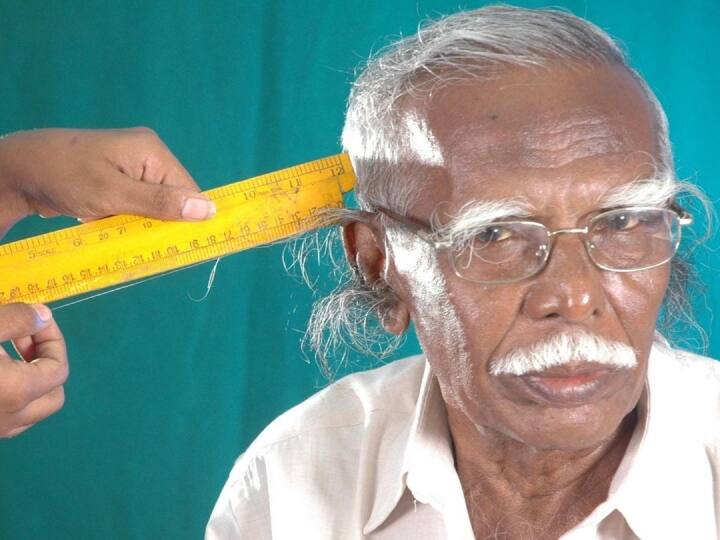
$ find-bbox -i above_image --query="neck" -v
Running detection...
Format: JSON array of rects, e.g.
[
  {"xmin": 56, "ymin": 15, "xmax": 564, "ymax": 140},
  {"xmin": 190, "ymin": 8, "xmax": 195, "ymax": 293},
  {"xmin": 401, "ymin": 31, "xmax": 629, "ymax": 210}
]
[{"xmin": 449, "ymin": 408, "xmax": 637, "ymax": 538}]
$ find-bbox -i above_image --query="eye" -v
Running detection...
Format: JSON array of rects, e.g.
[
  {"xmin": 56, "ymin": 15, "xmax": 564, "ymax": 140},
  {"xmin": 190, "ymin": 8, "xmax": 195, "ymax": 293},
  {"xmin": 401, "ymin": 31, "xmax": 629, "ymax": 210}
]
[
  {"xmin": 476, "ymin": 225, "xmax": 514, "ymax": 244},
  {"xmin": 604, "ymin": 212, "xmax": 642, "ymax": 231}
]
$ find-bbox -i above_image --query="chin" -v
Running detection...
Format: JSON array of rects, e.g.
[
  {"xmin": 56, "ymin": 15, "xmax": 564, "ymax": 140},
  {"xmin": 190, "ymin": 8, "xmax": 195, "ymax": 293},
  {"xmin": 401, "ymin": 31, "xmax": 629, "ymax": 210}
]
[{"xmin": 503, "ymin": 402, "xmax": 637, "ymax": 452}]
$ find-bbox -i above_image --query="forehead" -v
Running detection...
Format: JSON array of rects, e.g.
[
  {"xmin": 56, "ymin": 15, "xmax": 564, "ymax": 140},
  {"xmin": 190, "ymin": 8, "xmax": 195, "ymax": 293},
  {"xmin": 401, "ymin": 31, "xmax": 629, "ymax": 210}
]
[{"xmin": 406, "ymin": 63, "xmax": 661, "ymax": 219}]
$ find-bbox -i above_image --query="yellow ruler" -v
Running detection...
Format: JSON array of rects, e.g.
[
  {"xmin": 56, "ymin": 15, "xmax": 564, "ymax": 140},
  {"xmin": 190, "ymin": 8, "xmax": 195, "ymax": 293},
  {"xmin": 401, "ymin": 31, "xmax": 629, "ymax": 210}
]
[{"xmin": 0, "ymin": 153, "xmax": 355, "ymax": 305}]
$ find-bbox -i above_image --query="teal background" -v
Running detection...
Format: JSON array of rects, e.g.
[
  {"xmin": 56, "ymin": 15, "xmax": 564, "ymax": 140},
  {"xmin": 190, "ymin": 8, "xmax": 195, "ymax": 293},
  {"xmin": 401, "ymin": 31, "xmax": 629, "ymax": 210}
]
[{"xmin": 0, "ymin": 1, "xmax": 717, "ymax": 538}]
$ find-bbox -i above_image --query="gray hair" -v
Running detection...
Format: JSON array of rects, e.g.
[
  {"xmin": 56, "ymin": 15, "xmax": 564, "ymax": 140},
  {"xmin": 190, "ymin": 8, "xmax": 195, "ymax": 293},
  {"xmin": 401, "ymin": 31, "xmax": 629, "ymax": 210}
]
[{"xmin": 297, "ymin": 5, "xmax": 710, "ymax": 379}]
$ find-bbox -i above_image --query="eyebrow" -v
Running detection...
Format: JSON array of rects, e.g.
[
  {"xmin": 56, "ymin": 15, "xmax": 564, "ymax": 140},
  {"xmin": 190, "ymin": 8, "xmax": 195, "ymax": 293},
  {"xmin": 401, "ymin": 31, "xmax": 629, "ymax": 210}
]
[
  {"xmin": 598, "ymin": 174, "xmax": 678, "ymax": 208},
  {"xmin": 431, "ymin": 199, "xmax": 535, "ymax": 241}
]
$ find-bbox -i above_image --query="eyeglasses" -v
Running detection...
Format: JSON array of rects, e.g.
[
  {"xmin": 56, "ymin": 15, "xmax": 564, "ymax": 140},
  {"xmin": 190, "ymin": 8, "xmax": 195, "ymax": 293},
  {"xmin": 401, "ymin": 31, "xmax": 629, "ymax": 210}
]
[{"xmin": 376, "ymin": 205, "xmax": 693, "ymax": 284}]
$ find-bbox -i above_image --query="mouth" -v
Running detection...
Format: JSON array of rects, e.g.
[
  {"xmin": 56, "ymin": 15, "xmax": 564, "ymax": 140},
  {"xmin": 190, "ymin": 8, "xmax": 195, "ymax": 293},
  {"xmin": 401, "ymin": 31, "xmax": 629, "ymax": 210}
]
[{"xmin": 511, "ymin": 363, "xmax": 627, "ymax": 406}]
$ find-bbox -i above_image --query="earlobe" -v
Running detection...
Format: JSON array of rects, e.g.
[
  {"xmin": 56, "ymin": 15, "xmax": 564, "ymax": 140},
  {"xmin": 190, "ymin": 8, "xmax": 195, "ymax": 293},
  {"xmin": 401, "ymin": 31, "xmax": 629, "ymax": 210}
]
[{"xmin": 380, "ymin": 301, "xmax": 410, "ymax": 336}]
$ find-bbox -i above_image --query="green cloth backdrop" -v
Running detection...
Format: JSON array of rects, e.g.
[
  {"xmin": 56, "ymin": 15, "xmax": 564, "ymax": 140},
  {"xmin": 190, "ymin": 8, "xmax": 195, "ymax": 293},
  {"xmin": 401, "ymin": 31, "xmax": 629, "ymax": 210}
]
[{"xmin": 0, "ymin": 1, "xmax": 718, "ymax": 538}]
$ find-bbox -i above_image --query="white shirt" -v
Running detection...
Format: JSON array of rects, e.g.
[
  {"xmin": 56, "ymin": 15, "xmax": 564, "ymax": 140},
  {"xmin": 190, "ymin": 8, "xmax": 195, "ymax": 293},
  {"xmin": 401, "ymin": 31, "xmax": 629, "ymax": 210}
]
[{"xmin": 206, "ymin": 342, "xmax": 720, "ymax": 539}]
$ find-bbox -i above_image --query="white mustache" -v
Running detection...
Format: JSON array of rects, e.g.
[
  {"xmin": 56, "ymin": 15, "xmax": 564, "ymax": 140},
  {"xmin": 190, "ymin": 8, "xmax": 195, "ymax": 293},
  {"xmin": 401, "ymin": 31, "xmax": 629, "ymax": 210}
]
[{"xmin": 489, "ymin": 329, "xmax": 637, "ymax": 376}]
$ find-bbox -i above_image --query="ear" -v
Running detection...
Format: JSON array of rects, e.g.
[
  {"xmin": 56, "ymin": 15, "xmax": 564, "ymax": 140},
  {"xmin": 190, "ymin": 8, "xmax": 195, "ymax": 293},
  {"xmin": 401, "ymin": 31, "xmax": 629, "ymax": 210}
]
[{"xmin": 342, "ymin": 221, "xmax": 410, "ymax": 336}]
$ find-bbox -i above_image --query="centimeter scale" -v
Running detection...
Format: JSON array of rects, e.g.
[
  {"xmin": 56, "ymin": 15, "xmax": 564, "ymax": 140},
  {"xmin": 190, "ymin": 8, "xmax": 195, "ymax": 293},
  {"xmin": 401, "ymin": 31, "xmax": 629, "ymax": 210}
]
[{"xmin": 0, "ymin": 153, "xmax": 356, "ymax": 306}]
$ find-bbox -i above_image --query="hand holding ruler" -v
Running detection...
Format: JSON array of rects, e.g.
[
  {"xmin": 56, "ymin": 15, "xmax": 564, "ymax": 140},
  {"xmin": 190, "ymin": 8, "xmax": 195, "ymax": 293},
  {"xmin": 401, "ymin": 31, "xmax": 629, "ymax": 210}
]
[{"xmin": 0, "ymin": 153, "xmax": 355, "ymax": 305}]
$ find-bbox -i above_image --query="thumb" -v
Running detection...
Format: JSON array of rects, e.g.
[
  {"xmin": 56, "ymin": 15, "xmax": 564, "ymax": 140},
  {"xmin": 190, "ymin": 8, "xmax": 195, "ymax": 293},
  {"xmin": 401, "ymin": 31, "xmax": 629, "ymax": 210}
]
[
  {"xmin": 0, "ymin": 303, "xmax": 52, "ymax": 343},
  {"xmin": 106, "ymin": 170, "xmax": 217, "ymax": 221}
]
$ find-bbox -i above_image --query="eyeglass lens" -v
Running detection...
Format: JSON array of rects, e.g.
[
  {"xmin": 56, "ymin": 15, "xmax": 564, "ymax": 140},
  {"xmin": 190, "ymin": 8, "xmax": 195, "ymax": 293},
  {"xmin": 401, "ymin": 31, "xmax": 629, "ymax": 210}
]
[
  {"xmin": 448, "ymin": 208, "xmax": 681, "ymax": 283},
  {"xmin": 586, "ymin": 208, "xmax": 680, "ymax": 270}
]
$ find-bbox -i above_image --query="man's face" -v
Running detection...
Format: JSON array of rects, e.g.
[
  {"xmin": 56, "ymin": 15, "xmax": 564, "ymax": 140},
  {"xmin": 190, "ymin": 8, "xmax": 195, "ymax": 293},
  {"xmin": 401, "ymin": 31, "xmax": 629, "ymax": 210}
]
[{"xmin": 385, "ymin": 63, "xmax": 669, "ymax": 450}]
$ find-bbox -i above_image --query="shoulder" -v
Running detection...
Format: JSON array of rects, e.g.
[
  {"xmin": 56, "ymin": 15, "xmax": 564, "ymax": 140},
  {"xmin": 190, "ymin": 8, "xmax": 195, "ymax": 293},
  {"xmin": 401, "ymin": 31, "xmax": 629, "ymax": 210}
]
[
  {"xmin": 652, "ymin": 342, "xmax": 720, "ymax": 391},
  {"xmin": 245, "ymin": 353, "xmax": 425, "ymax": 452},
  {"xmin": 649, "ymin": 342, "xmax": 720, "ymax": 441},
  {"xmin": 206, "ymin": 355, "xmax": 426, "ymax": 539}
]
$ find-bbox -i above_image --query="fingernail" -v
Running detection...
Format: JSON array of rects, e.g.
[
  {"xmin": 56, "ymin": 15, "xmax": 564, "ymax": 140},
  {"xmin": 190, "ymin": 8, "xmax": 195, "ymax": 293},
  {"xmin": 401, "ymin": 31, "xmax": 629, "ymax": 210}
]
[
  {"xmin": 182, "ymin": 198, "xmax": 216, "ymax": 220},
  {"xmin": 31, "ymin": 304, "xmax": 53, "ymax": 324}
]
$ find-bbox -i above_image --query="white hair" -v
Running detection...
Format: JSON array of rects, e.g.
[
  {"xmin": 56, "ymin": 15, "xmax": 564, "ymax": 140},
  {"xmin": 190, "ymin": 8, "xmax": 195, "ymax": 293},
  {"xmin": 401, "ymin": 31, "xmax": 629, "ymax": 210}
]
[
  {"xmin": 298, "ymin": 5, "xmax": 710, "ymax": 378},
  {"xmin": 342, "ymin": 4, "xmax": 675, "ymax": 214},
  {"xmin": 430, "ymin": 198, "xmax": 535, "ymax": 246}
]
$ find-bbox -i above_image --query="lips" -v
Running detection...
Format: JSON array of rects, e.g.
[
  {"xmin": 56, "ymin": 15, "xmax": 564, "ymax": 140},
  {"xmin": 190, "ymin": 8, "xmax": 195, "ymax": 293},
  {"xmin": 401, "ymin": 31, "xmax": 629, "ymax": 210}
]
[
  {"xmin": 509, "ymin": 363, "xmax": 626, "ymax": 406},
  {"xmin": 526, "ymin": 362, "xmax": 611, "ymax": 378}
]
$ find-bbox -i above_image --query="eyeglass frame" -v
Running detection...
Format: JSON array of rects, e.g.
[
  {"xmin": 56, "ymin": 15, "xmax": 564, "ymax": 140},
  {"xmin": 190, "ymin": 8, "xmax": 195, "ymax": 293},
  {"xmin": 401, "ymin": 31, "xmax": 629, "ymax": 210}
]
[{"xmin": 369, "ymin": 204, "xmax": 694, "ymax": 285}]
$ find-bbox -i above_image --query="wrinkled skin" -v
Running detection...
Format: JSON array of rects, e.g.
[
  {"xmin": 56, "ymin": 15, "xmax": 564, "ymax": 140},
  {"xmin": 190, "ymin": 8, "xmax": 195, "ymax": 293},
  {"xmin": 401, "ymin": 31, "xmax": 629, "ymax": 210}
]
[{"xmin": 344, "ymin": 63, "xmax": 669, "ymax": 538}]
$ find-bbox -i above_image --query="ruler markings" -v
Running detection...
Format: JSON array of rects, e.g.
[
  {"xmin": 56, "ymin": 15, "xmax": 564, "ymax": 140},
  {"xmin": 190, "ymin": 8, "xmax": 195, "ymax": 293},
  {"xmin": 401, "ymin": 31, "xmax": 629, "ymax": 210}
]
[{"xmin": 0, "ymin": 153, "xmax": 355, "ymax": 305}]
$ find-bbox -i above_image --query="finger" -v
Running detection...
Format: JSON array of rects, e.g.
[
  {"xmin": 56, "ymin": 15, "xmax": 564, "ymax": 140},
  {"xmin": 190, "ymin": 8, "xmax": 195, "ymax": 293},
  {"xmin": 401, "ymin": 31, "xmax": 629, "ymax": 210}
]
[
  {"xmin": 13, "ymin": 386, "xmax": 65, "ymax": 427},
  {"xmin": 3, "ymin": 423, "xmax": 33, "ymax": 438},
  {"xmin": 139, "ymin": 144, "xmax": 202, "ymax": 192},
  {"xmin": 117, "ymin": 128, "xmax": 202, "ymax": 191},
  {"xmin": 0, "ymin": 303, "xmax": 52, "ymax": 342},
  {"xmin": 7, "ymin": 320, "xmax": 68, "ymax": 403},
  {"xmin": 27, "ymin": 318, "xmax": 68, "ymax": 379},
  {"xmin": 12, "ymin": 335, "xmax": 35, "ymax": 362},
  {"xmin": 163, "ymin": 161, "xmax": 201, "ymax": 191},
  {"xmin": 107, "ymin": 169, "xmax": 216, "ymax": 221}
]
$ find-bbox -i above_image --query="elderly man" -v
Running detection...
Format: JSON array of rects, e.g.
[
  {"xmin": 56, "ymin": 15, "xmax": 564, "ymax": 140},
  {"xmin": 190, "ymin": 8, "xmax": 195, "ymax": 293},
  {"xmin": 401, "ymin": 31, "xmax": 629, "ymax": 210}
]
[{"xmin": 207, "ymin": 6, "xmax": 719, "ymax": 539}]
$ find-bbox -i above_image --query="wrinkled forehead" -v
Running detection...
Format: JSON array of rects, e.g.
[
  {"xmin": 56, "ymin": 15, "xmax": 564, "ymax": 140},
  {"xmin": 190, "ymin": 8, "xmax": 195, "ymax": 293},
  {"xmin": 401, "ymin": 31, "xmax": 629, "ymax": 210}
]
[{"xmin": 400, "ymin": 62, "xmax": 663, "ymax": 219}]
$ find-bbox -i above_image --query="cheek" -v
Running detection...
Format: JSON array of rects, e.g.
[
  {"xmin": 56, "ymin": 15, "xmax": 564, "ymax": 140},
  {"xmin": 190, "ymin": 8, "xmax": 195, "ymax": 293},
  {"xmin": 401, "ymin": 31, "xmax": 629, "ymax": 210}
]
[
  {"xmin": 447, "ymin": 279, "xmax": 527, "ymax": 360},
  {"xmin": 385, "ymin": 229, "xmax": 470, "ymax": 364},
  {"xmin": 602, "ymin": 265, "xmax": 669, "ymax": 345}
]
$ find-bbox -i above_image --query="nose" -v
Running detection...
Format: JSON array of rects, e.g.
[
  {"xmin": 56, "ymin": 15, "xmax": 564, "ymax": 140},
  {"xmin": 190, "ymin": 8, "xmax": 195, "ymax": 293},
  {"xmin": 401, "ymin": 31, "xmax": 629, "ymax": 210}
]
[{"xmin": 521, "ymin": 232, "xmax": 605, "ymax": 322}]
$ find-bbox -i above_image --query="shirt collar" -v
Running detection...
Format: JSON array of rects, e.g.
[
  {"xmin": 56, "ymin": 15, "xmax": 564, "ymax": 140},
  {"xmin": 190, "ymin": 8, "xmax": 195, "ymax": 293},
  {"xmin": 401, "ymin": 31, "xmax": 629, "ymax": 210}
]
[
  {"xmin": 362, "ymin": 358, "xmax": 441, "ymax": 533},
  {"xmin": 594, "ymin": 342, "xmax": 718, "ymax": 538},
  {"xmin": 363, "ymin": 358, "xmax": 474, "ymax": 536}
]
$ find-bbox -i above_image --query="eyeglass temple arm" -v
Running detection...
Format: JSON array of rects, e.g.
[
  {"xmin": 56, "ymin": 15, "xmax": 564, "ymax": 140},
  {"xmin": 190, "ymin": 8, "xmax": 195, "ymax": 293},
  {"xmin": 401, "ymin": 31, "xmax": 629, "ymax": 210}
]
[
  {"xmin": 671, "ymin": 203, "xmax": 694, "ymax": 226},
  {"xmin": 372, "ymin": 206, "xmax": 438, "ymax": 242}
]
